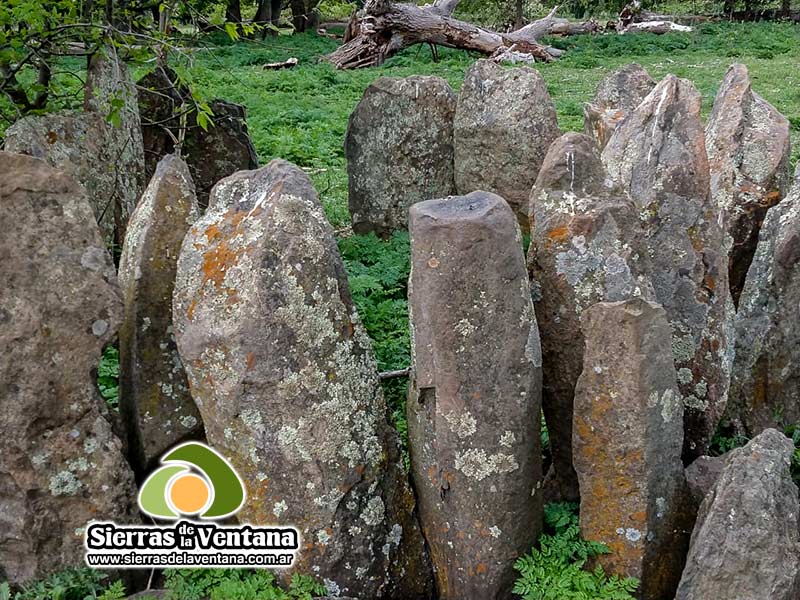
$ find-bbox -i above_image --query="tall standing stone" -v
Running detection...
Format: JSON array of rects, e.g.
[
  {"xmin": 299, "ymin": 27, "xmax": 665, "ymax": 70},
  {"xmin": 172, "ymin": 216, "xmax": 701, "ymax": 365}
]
[
  {"xmin": 119, "ymin": 155, "xmax": 204, "ymax": 474},
  {"xmin": 345, "ymin": 75, "xmax": 456, "ymax": 236},
  {"xmin": 528, "ymin": 132, "xmax": 654, "ymax": 503},
  {"xmin": 675, "ymin": 429, "xmax": 800, "ymax": 600},
  {"xmin": 584, "ymin": 63, "xmax": 656, "ymax": 150},
  {"xmin": 602, "ymin": 75, "xmax": 734, "ymax": 462},
  {"xmin": 0, "ymin": 152, "xmax": 137, "ymax": 584},
  {"xmin": 574, "ymin": 299, "xmax": 691, "ymax": 600},
  {"xmin": 454, "ymin": 60, "xmax": 560, "ymax": 228},
  {"xmin": 173, "ymin": 159, "xmax": 432, "ymax": 600},
  {"xmin": 408, "ymin": 191, "xmax": 543, "ymax": 600},
  {"xmin": 729, "ymin": 178, "xmax": 800, "ymax": 435},
  {"xmin": 706, "ymin": 63, "xmax": 791, "ymax": 307}
]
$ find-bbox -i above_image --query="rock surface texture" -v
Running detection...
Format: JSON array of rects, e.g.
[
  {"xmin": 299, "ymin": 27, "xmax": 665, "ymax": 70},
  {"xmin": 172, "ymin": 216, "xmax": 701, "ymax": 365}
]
[
  {"xmin": 173, "ymin": 159, "xmax": 431, "ymax": 599},
  {"xmin": 684, "ymin": 454, "xmax": 726, "ymax": 509},
  {"xmin": 408, "ymin": 191, "xmax": 543, "ymax": 600},
  {"xmin": 119, "ymin": 155, "xmax": 204, "ymax": 474},
  {"xmin": 0, "ymin": 151, "xmax": 137, "ymax": 584},
  {"xmin": 583, "ymin": 63, "xmax": 656, "ymax": 150},
  {"xmin": 528, "ymin": 132, "xmax": 654, "ymax": 503},
  {"xmin": 705, "ymin": 63, "xmax": 791, "ymax": 307},
  {"xmin": 675, "ymin": 429, "xmax": 800, "ymax": 600},
  {"xmin": 454, "ymin": 60, "xmax": 560, "ymax": 228},
  {"xmin": 602, "ymin": 75, "xmax": 733, "ymax": 462},
  {"xmin": 346, "ymin": 75, "xmax": 457, "ymax": 236},
  {"xmin": 729, "ymin": 176, "xmax": 800, "ymax": 435},
  {"xmin": 573, "ymin": 298, "xmax": 691, "ymax": 600}
]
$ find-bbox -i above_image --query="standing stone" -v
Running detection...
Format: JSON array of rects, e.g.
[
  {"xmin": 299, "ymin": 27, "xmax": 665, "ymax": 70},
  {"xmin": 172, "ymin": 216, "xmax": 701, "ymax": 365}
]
[
  {"xmin": 684, "ymin": 455, "xmax": 726, "ymax": 509},
  {"xmin": 574, "ymin": 298, "xmax": 691, "ymax": 600},
  {"xmin": 173, "ymin": 160, "xmax": 432, "ymax": 600},
  {"xmin": 119, "ymin": 155, "xmax": 204, "ymax": 474},
  {"xmin": 454, "ymin": 60, "xmax": 560, "ymax": 228},
  {"xmin": 528, "ymin": 132, "xmax": 654, "ymax": 503},
  {"xmin": 345, "ymin": 75, "xmax": 456, "ymax": 236},
  {"xmin": 706, "ymin": 63, "xmax": 791, "ymax": 307},
  {"xmin": 137, "ymin": 67, "xmax": 259, "ymax": 208},
  {"xmin": 0, "ymin": 152, "xmax": 137, "ymax": 584},
  {"xmin": 602, "ymin": 75, "xmax": 734, "ymax": 462},
  {"xmin": 584, "ymin": 63, "xmax": 656, "ymax": 150},
  {"xmin": 729, "ymin": 178, "xmax": 800, "ymax": 435},
  {"xmin": 675, "ymin": 429, "xmax": 800, "ymax": 600},
  {"xmin": 408, "ymin": 191, "xmax": 543, "ymax": 600}
]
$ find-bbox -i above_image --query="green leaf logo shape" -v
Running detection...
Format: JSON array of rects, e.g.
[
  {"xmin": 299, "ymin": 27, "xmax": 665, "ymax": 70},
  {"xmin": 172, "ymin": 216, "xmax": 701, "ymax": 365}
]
[{"xmin": 138, "ymin": 442, "xmax": 246, "ymax": 520}]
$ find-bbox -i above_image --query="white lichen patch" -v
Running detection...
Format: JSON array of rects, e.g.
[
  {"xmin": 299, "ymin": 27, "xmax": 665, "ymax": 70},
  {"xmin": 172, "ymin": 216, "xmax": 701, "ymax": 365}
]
[
  {"xmin": 273, "ymin": 500, "xmax": 288, "ymax": 518},
  {"xmin": 360, "ymin": 496, "xmax": 385, "ymax": 527},
  {"xmin": 455, "ymin": 318, "xmax": 477, "ymax": 337},
  {"xmin": 444, "ymin": 410, "xmax": 477, "ymax": 439},
  {"xmin": 454, "ymin": 448, "xmax": 519, "ymax": 481}
]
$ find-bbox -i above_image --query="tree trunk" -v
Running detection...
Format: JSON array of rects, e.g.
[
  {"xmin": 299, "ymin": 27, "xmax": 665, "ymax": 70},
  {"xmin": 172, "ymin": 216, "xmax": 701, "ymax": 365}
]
[
  {"xmin": 226, "ymin": 0, "xmax": 242, "ymax": 24},
  {"xmin": 255, "ymin": 0, "xmax": 270, "ymax": 24},
  {"xmin": 291, "ymin": 0, "xmax": 319, "ymax": 31},
  {"xmin": 515, "ymin": 0, "xmax": 524, "ymax": 30}
]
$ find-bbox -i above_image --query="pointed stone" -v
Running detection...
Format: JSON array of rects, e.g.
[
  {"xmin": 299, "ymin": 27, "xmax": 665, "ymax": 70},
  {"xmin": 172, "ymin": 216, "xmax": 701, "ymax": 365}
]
[
  {"xmin": 119, "ymin": 155, "xmax": 204, "ymax": 474},
  {"xmin": 574, "ymin": 298, "xmax": 692, "ymax": 600},
  {"xmin": 346, "ymin": 75, "xmax": 457, "ymax": 236},
  {"xmin": 706, "ymin": 63, "xmax": 791, "ymax": 307},
  {"xmin": 602, "ymin": 75, "xmax": 734, "ymax": 462},
  {"xmin": 173, "ymin": 159, "xmax": 432, "ymax": 600},
  {"xmin": 584, "ymin": 63, "xmax": 656, "ymax": 150},
  {"xmin": 729, "ymin": 179, "xmax": 800, "ymax": 435},
  {"xmin": 408, "ymin": 191, "xmax": 543, "ymax": 600},
  {"xmin": 676, "ymin": 429, "xmax": 800, "ymax": 600},
  {"xmin": 528, "ymin": 132, "xmax": 654, "ymax": 503},
  {"xmin": 454, "ymin": 60, "xmax": 560, "ymax": 228},
  {"xmin": 0, "ymin": 151, "xmax": 137, "ymax": 584}
]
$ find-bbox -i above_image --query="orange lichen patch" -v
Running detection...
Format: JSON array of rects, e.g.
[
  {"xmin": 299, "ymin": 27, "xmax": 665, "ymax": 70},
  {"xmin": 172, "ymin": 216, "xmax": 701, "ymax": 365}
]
[
  {"xmin": 762, "ymin": 189, "xmax": 781, "ymax": 207},
  {"xmin": 703, "ymin": 273, "xmax": 717, "ymax": 291},
  {"xmin": 186, "ymin": 299, "xmax": 197, "ymax": 321},
  {"xmin": 547, "ymin": 224, "xmax": 570, "ymax": 244},
  {"xmin": 204, "ymin": 223, "xmax": 223, "ymax": 242},
  {"xmin": 475, "ymin": 563, "xmax": 487, "ymax": 575},
  {"xmin": 245, "ymin": 352, "xmax": 257, "ymax": 372},
  {"xmin": 201, "ymin": 240, "xmax": 243, "ymax": 290}
]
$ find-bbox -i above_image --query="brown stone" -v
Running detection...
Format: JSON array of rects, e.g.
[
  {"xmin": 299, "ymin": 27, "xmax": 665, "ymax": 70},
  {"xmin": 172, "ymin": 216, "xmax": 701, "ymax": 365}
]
[
  {"xmin": 408, "ymin": 191, "xmax": 543, "ymax": 600},
  {"xmin": 574, "ymin": 298, "xmax": 692, "ymax": 600},
  {"xmin": 173, "ymin": 159, "xmax": 432, "ymax": 599},
  {"xmin": 684, "ymin": 455, "xmax": 726, "ymax": 509}
]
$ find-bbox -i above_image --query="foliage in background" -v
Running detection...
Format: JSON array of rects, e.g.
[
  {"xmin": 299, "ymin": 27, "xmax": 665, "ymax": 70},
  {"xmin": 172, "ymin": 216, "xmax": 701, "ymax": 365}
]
[
  {"xmin": 513, "ymin": 503, "xmax": 639, "ymax": 600},
  {"xmin": 97, "ymin": 346, "xmax": 120, "ymax": 410},
  {"xmin": 710, "ymin": 423, "xmax": 800, "ymax": 485},
  {"xmin": 163, "ymin": 569, "xmax": 326, "ymax": 600},
  {"xmin": 0, "ymin": 568, "xmax": 123, "ymax": 600}
]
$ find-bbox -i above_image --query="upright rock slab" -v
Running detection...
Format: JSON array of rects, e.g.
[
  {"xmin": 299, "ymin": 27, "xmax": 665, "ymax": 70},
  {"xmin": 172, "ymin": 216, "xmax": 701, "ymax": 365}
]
[
  {"xmin": 602, "ymin": 75, "xmax": 733, "ymax": 462},
  {"xmin": 574, "ymin": 299, "xmax": 691, "ymax": 600},
  {"xmin": 454, "ymin": 60, "xmax": 560, "ymax": 228},
  {"xmin": 345, "ymin": 75, "xmax": 456, "ymax": 236},
  {"xmin": 528, "ymin": 132, "xmax": 654, "ymax": 503},
  {"xmin": 173, "ymin": 160, "xmax": 431, "ymax": 600},
  {"xmin": 675, "ymin": 429, "xmax": 800, "ymax": 600},
  {"xmin": 408, "ymin": 191, "xmax": 543, "ymax": 600},
  {"xmin": 0, "ymin": 151, "xmax": 137, "ymax": 584},
  {"xmin": 584, "ymin": 63, "xmax": 655, "ymax": 150},
  {"xmin": 729, "ymin": 178, "xmax": 800, "ymax": 435},
  {"xmin": 706, "ymin": 63, "xmax": 791, "ymax": 307},
  {"xmin": 119, "ymin": 155, "xmax": 203, "ymax": 474}
]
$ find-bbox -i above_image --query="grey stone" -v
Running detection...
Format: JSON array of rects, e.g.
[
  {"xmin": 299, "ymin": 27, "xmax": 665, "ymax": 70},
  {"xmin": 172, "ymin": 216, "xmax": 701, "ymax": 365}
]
[
  {"xmin": 706, "ymin": 63, "xmax": 791, "ymax": 307},
  {"xmin": 407, "ymin": 191, "xmax": 543, "ymax": 600},
  {"xmin": 528, "ymin": 132, "xmax": 654, "ymax": 503},
  {"xmin": 602, "ymin": 74, "xmax": 734, "ymax": 462},
  {"xmin": 584, "ymin": 63, "xmax": 656, "ymax": 150},
  {"xmin": 172, "ymin": 159, "xmax": 432, "ymax": 599},
  {"xmin": 454, "ymin": 60, "xmax": 560, "ymax": 228},
  {"xmin": 676, "ymin": 429, "xmax": 800, "ymax": 600},
  {"xmin": 118, "ymin": 155, "xmax": 204, "ymax": 474},
  {"xmin": 684, "ymin": 454, "xmax": 727, "ymax": 509},
  {"xmin": 345, "ymin": 75, "xmax": 456, "ymax": 236},
  {"xmin": 729, "ymin": 177, "xmax": 800, "ymax": 435},
  {"xmin": 574, "ymin": 298, "xmax": 691, "ymax": 600},
  {"xmin": 0, "ymin": 151, "xmax": 137, "ymax": 584}
]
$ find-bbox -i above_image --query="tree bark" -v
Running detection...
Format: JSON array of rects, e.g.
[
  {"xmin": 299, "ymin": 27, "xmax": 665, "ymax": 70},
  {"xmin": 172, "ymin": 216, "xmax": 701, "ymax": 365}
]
[{"xmin": 226, "ymin": 0, "xmax": 242, "ymax": 24}]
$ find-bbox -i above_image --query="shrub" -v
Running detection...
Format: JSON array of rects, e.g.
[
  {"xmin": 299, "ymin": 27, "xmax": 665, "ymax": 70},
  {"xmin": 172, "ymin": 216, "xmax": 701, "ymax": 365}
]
[{"xmin": 163, "ymin": 569, "xmax": 326, "ymax": 600}]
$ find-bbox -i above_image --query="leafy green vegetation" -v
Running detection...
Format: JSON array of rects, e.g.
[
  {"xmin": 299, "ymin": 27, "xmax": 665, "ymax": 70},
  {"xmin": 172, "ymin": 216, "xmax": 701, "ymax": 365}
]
[
  {"xmin": 0, "ymin": 568, "xmax": 123, "ymax": 600},
  {"xmin": 710, "ymin": 423, "xmax": 800, "ymax": 485},
  {"xmin": 513, "ymin": 503, "xmax": 639, "ymax": 600},
  {"xmin": 97, "ymin": 346, "xmax": 120, "ymax": 410},
  {"xmin": 163, "ymin": 569, "xmax": 326, "ymax": 600}
]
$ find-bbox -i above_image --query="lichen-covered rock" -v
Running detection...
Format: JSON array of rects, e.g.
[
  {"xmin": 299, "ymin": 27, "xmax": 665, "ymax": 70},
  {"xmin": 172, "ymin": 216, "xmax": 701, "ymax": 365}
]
[
  {"xmin": 119, "ymin": 155, "xmax": 204, "ymax": 474},
  {"xmin": 408, "ymin": 191, "xmax": 543, "ymax": 600},
  {"xmin": 454, "ymin": 60, "xmax": 560, "ymax": 228},
  {"xmin": 684, "ymin": 455, "xmax": 726, "ymax": 509},
  {"xmin": 173, "ymin": 159, "xmax": 432, "ymax": 599},
  {"xmin": 675, "ymin": 429, "xmax": 800, "ymax": 600},
  {"xmin": 583, "ymin": 63, "xmax": 655, "ymax": 150},
  {"xmin": 602, "ymin": 75, "xmax": 734, "ymax": 462},
  {"xmin": 0, "ymin": 151, "xmax": 137, "ymax": 584},
  {"xmin": 574, "ymin": 298, "xmax": 691, "ymax": 600},
  {"xmin": 528, "ymin": 133, "xmax": 654, "ymax": 503},
  {"xmin": 728, "ymin": 178, "xmax": 800, "ymax": 435},
  {"xmin": 345, "ymin": 75, "xmax": 456, "ymax": 236},
  {"xmin": 137, "ymin": 67, "xmax": 259, "ymax": 208},
  {"xmin": 706, "ymin": 63, "xmax": 791, "ymax": 307}
]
